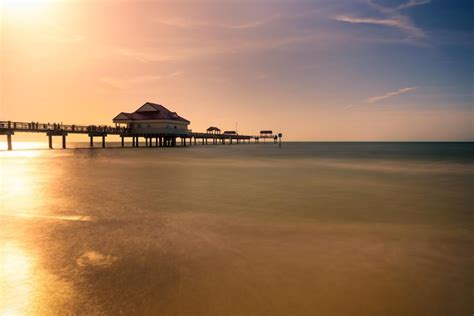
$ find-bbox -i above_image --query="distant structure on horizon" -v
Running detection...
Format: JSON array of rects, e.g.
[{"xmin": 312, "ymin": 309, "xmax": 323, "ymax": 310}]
[{"xmin": 113, "ymin": 102, "xmax": 190, "ymax": 136}]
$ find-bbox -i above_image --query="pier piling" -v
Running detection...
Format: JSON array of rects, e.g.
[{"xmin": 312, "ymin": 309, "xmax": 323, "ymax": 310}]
[{"xmin": 7, "ymin": 134, "xmax": 12, "ymax": 151}]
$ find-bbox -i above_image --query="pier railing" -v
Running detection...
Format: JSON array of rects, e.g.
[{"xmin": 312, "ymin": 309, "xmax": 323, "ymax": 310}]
[{"xmin": 0, "ymin": 121, "xmax": 127, "ymax": 134}]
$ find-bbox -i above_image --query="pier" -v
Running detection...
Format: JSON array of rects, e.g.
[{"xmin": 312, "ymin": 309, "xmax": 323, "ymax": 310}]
[{"xmin": 0, "ymin": 120, "xmax": 282, "ymax": 150}]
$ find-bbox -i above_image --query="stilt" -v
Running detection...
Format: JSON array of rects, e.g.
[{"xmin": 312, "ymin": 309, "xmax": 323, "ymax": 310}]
[
  {"xmin": 159, "ymin": 137, "xmax": 163, "ymax": 147},
  {"xmin": 136, "ymin": 137, "xmax": 139, "ymax": 147},
  {"xmin": 48, "ymin": 135, "xmax": 53, "ymax": 149},
  {"xmin": 194, "ymin": 137, "xmax": 197, "ymax": 145},
  {"xmin": 102, "ymin": 135, "xmax": 106, "ymax": 148},
  {"xmin": 7, "ymin": 134, "xmax": 12, "ymax": 151},
  {"xmin": 121, "ymin": 136, "xmax": 124, "ymax": 147},
  {"xmin": 62, "ymin": 134, "xmax": 66, "ymax": 149},
  {"xmin": 90, "ymin": 136, "xmax": 94, "ymax": 147},
  {"xmin": 155, "ymin": 137, "xmax": 158, "ymax": 147},
  {"xmin": 205, "ymin": 138, "xmax": 208, "ymax": 145},
  {"xmin": 202, "ymin": 138, "xmax": 204, "ymax": 145},
  {"xmin": 189, "ymin": 137, "xmax": 192, "ymax": 146},
  {"xmin": 183, "ymin": 137, "xmax": 186, "ymax": 147}
]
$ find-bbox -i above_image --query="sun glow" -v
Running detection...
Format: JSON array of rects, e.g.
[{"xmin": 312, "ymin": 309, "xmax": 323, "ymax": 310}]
[
  {"xmin": 0, "ymin": 243, "xmax": 35, "ymax": 316},
  {"xmin": 1, "ymin": 0, "xmax": 52, "ymax": 19}
]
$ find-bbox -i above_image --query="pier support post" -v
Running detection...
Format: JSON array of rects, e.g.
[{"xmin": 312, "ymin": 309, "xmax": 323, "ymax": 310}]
[
  {"xmin": 205, "ymin": 138, "xmax": 208, "ymax": 145},
  {"xmin": 121, "ymin": 136, "xmax": 124, "ymax": 147},
  {"xmin": 62, "ymin": 135, "xmax": 66, "ymax": 149},
  {"xmin": 90, "ymin": 136, "xmax": 94, "ymax": 147},
  {"xmin": 102, "ymin": 135, "xmax": 106, "ymax": 148},
  {"xmin": 7, "ymin": 134, "xmax": 12, "ymax": 151},
  {"xmin": 48, "ymin": 135, "xmax": 53, "ymax": 149},
  {"xmin": 159, "ymin": 137, "xmax": 163, "ymax": 147},
  {"xmin": 189, "ymin": 137, "xmax": 192, "ymax": 146},
  {"xmin": 183, "ymin": 137, "xmax": 186, "ymax": 147},
  {"xmin": 172, "ymin": 137, "xmax": 176, "ymax": 147},
  {"xmin": 194, "ymin": 137, "xmax": 196, "ymax": 145},
  {"xmin": 155, "ymin": 137, "xmax": 158, "ymax": 147}
]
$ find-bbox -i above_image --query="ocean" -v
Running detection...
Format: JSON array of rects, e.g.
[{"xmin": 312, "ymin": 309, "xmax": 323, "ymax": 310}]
[{"xmin": 1, "ymin": 142, "xmax": 473, "ymax": 315}]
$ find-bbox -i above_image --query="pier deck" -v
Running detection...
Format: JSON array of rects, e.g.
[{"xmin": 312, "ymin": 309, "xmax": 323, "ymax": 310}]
[{"xmin": 0, "ymin": 121, "xmax": 280, "ymax": 150}]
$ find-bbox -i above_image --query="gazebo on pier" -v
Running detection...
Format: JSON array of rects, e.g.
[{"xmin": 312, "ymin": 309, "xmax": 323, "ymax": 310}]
[{"xmin": 206, "ymin": 126, "xmax": 221, "ymax": 134}]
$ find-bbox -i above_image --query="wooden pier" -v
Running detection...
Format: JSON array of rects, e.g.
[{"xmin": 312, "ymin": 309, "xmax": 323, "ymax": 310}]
[{"xmin": 0, "ymin": 121, "xmax": 282, "ymax": 150}]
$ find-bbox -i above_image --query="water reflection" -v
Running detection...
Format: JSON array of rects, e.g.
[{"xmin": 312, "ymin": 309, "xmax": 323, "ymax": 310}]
[
  {"xmin": 0, "ymin": 144, "xmax": 472, "ymax": 315},
  {"xmin": 0, "ymin": 243, "xmax": 34, "ymax": 316}
]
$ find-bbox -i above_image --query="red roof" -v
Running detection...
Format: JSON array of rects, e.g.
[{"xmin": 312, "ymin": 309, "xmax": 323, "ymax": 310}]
[{"xmin": 113, "ymin": 102, "xmax": 190, "ymax": 123}]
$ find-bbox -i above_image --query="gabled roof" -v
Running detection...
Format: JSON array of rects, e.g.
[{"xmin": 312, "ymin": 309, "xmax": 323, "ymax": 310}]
[{"xmin": 113, "ymin": 102, "xmax": 190, "ymax": 123}]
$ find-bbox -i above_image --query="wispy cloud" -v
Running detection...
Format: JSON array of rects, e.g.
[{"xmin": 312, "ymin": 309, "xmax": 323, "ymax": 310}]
[
  {"xmin": 225, "ymin": 14, "xmax": 281, "ymax": 29},
  {"xmin": 154, "ymin": 14, "xmax": 281, "ymax": 30},
  {"xmin": 117, "ymin": 31, "xmax": 340, "ymax": 65},
  {"xmin": 101, "ymin": 71, "xmax": 183, "ymax": 89},
  {"xmin": 117, "ymin": 48, "xmax": 180, "ymax": 63},
  {"xmin": 397, "ymin": 0, "xmax": 431, "ymax": 10},
  {"xmin": 365, "ymin": 87, "xmax": 417, "ymax": 104},
  {"xmin": 334, "ymin": 0, "xmax": 429, "ymax": 41}
]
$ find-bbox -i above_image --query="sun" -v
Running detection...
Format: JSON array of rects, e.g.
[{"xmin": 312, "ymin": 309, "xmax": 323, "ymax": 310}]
[
  {"xmin": 1, "ymin": 0, "xmax": 52, "ymax": 17},
  {"xmin": 1, "ymin": 0, "xmax": 48, "ymax": 6}
]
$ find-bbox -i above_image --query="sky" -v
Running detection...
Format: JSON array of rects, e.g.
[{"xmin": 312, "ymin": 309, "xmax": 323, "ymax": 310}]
[{"xmin": 1, "ymin": 0, "xmax": 472, "ymax": 140}]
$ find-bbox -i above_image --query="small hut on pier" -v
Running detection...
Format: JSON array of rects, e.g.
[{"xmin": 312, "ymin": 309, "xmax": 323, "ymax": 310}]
[
  {"xmin": 223, "ymin": 131, "xmax": 237, "ymax": 135},
  {"xmin": 206, "ymin": 126, "xmax": 221, "ymax": 134}
]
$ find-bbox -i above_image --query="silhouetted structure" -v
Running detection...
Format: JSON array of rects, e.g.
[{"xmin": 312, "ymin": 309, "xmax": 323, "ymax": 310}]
[{"xmin": 0, "ymin": 101, "xmax": 283, "ymax": 150}]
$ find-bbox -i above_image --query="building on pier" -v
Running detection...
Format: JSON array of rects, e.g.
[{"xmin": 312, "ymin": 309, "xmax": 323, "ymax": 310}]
[{"xmin": 113, "ymin": 102, "xmax": 191, "ymax": 136}]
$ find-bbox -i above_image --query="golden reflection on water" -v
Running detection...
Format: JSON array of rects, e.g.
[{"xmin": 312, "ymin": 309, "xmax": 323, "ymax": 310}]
[
  {"xmin": 0, "ymin": 243, "xmax": 34, "ymax": 316},
  {"xmin": 1, "ymin": 150, "xmax": 49, "ymax": 315},
  {"xmin": 0, "ymin": 150, "xmax": 43, "ymax": 216},
  {"xmin": 0, "ymin": 142, "xmax": 45, "ymax": 152}
]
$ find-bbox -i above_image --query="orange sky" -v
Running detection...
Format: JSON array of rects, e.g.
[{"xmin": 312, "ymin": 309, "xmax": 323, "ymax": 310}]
[{"xmin": 1, "ymin": 0, "xmax": 472, "ymax": 140}]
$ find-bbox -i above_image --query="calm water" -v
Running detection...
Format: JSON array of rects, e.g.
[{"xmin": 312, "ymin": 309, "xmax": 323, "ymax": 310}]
[{"xmin": 1, "ymin": 142, "xmax": 473, "ymax": 315}]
